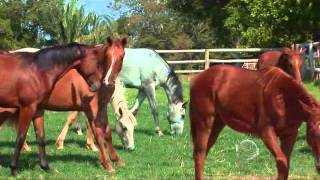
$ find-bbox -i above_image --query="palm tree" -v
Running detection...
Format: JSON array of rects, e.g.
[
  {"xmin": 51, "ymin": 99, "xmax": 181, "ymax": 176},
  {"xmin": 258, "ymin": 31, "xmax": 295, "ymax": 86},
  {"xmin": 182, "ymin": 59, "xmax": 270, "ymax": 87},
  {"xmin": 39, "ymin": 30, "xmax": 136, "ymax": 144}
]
[{"xmin": 58, "ymin": 0, "xmax": 90, "ymax": 43}]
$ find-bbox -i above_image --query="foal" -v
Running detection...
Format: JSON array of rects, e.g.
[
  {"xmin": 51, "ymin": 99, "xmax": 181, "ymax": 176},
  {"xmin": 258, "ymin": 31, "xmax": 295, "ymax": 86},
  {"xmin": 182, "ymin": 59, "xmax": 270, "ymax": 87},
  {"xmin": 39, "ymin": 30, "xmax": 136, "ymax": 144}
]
[
  {"xmin": 56, "ymin": 78, "xmax": 137, "ymax": 151},
  {"xmin": 190, "ymin": 65, "xmax": 320, "ymax": 180}
]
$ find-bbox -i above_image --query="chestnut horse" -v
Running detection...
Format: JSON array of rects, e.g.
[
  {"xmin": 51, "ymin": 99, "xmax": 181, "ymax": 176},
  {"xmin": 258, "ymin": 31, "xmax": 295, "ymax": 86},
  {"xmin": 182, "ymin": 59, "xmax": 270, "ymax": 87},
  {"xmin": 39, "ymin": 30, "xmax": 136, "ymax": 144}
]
[
  {"xmin": 257, "ymin": 48, "xmax": 305, "ymax": 82},
  {"xmin": 190, "ymin": 65, "xmax": 320, "ymax": 180},
  {"xmin": 55, "ymin": 78, "xmax": 137, "ymax": 151},
  {"xmin": 0, "ymin": 39, "xmax": 120, "ymax": 175}
]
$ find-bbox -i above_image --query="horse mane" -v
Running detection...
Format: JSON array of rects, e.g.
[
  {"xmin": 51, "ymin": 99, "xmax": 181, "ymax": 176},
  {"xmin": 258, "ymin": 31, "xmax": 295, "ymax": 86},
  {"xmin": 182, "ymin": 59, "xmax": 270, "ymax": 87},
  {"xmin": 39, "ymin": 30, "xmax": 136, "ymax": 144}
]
[
  {"xmin": 261, "ymin": 67, "xmax": 319, "ymax": 114},
  {"xmin": 148, "ymin": 49, "xmax": 184, "ymax": 103},
  {"xmin": 34, "ymin": 43, "xmax": 87, "ymax": 70},
  {"xmin": 166, "ymin": 70, "xmax": 184, "ymax": 103}
]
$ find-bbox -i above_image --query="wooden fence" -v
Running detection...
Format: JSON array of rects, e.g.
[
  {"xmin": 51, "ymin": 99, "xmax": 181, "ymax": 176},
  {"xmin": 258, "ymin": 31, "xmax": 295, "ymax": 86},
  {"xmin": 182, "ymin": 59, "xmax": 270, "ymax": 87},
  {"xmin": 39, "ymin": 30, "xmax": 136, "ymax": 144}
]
[
  {"xmin": 156, "ymin": 43, "xmax": 320, "ymax": 77},
  {"xmin": 294, "ymin": 42, "xmax": 320, "ymax": 79},
  {"xmin": 155, "ymin": 48, "xmax": 277, "ymax": 74}
]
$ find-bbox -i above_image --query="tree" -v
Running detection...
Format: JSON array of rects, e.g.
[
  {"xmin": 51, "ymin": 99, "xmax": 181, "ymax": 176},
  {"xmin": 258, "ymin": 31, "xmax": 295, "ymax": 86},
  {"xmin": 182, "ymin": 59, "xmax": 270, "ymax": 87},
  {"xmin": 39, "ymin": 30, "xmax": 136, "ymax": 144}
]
[
  {"xmin": 113, "ymin": 0, "xmax": 195, "ymax": 49},
  {"xmin": 168, "ymin": 0, "xmax": 320, "ymax": 47},
  {"xmin": 225, "ymin": 0, "xmax": 320, "ymax": 47},
  {"xmin": 0, "ymin": 0, "xmax": 64, "ymax": 48}
]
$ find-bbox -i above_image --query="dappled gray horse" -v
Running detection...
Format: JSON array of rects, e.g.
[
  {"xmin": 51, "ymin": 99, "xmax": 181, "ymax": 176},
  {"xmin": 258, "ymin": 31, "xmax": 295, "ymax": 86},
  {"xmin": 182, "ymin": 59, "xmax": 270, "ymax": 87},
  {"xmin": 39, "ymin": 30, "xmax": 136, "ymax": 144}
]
[{"xmin": 120, "ymin": 48, "xmax": 187, "ymax": 136}]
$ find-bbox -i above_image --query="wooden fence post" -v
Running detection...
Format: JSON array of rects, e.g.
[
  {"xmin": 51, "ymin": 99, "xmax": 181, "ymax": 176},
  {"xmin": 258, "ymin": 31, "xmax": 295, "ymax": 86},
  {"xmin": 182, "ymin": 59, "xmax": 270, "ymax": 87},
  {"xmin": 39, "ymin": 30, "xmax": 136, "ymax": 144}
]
[
  {"xmin": 309, "ymin": 42, "xmax": 315, "ymax": 78},
  {"xmin": 204, "ymin": 49, "xmax": 210, "ymax": 70}
]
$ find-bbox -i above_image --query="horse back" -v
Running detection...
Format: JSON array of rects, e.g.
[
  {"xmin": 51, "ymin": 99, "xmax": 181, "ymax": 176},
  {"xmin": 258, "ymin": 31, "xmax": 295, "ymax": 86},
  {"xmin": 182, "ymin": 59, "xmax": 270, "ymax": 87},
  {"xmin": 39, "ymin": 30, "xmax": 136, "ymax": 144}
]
[
  {"xmin": 43, "ymin": 69, "xmax": 93, "ymax": 110},
  {"xmin": 191, "ymin": 65, "xmax": 306, "ymax": 134},
  {"xmin": 257, "ymin": 50, "xmax": 282, "ymax": 69},
  {"xmin": 191, "ymin": 65, "xmax": 262, "ymax": 132}
]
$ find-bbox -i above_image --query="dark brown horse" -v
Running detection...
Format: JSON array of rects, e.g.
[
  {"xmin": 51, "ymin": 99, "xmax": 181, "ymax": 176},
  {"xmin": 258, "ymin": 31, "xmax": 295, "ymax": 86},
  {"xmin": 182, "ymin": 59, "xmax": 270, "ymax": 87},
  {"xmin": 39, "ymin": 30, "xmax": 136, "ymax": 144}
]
[
  {"xmin": 190, "ymin": 65, "xmax": 320, "ymax": 180},
  {"xmin": 257, "ymin": 48, "xmax": 305, "ymax": 82},
  {"xmin": 0, "ymin": 39, "xmax": 115, "ymax": 175}
]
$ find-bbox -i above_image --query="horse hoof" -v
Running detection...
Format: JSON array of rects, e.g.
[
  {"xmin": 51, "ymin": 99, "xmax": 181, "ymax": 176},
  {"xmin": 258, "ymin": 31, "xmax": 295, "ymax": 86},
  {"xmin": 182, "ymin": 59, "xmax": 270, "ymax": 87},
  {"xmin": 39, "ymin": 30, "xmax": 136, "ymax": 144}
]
[
  {"xmin": 76, "ymin": 130, "xmax": 83, "ymax": 135},
  {"xmin": 23, "ymin": 146, "xmax": 32, "ymax": 152},
  {"xmin": 56, "ymin": 140, "xmax": 64, "ymax": 150},
  {"xmin": 115, "ymin": 159, "xmax": 126, "ymax": 167},
  {"xmin": 86, "ymin": 144, "xmax": 98, "ymax": 152},
  {"xmin": 103, "ymin": 164, "xmax": 115, "ymax": 173},
  {"xmin": 156, "ymin": 131, "xmax": 164, "ymax": 136},
  {"xmin": 56, "ymin": 145, "xmax": 64, "ymax": 150},
  {"xmin": 10, "ymin": 166, "xmax": 18, "ymax": 176},
  {"xmin": 41, "ymin": 165, "xmax": 53, "ymax": 174}
]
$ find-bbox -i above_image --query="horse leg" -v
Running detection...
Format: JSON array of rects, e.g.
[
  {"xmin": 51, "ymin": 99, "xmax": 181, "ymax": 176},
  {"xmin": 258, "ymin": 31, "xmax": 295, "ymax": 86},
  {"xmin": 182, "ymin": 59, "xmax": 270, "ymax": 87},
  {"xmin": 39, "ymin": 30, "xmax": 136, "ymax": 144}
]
[
  {"xmin": 32, "ymin": 110, "xmax": 51, "ymax": 172},
  {"xmin": 280, "ymin": 131, "xmax": 298, "ymax": 172},
  {"xmin": 260, "ymin": 127, "xmax": 288, "ymax": 180},
  {"xmin": 191, "ymin": 115, "xmax": 214, "ymax": 180},
  {"xmin": 143, "ymin": 84, "xmax": 162, "ymax": 136},
  {"xmin": 10, "ymin": 105, "xmax": 36, "ymax": 176},
  {"xmin": 84, "ymin": 97, "xmax": 114, "ymax": 173},
  {"xmin": 11, "ymin": 112, "xmax": 32, "ymax": 152},
  {"xmin": 190, "ymin": 96, "xmax": 217, "ymax": 180},
  {"xmin": 206, "ymin": 117, "xmax": 225, "ymax": 155},
  {"xmin": 56, "ymin": 111, "xmax": 79, "ymax": 149},
  {"xmin": 130, "ymin": 89, "xmax": 146, "ymax": 115},
  {"xmin": 85, "ymin": 119, "xmax": 98, "ymax": 152}
]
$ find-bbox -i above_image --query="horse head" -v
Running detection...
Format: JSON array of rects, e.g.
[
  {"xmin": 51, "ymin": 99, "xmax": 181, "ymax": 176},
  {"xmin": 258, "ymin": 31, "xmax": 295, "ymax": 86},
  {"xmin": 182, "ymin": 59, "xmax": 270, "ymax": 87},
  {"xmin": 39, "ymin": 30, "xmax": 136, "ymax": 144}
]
[
  {"xmin": 167, "ymin": 101, "xmax": 188, "ymax": 135},
  {"xmin": 278, "ymin": 48, "xmax": 305, "ymax": 82},
  {"xmin": 300, "ymin": 100, "xmax": 320, "ymax": 173},
  {"xmin": 101, "ymin": 37, "xmax": 127, "ymax": 87},
  {"xmin": 115, "ymin": 108, "xmax": 136, "ymax": 150}
]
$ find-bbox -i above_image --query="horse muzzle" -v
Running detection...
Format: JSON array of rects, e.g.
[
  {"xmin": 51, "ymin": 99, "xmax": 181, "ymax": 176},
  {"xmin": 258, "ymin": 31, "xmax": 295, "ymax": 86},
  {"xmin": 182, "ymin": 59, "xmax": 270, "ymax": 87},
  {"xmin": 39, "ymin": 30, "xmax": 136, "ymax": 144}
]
[{"xmin": 170, "ymin": 123, "xmax": 184, "ymax": 135}]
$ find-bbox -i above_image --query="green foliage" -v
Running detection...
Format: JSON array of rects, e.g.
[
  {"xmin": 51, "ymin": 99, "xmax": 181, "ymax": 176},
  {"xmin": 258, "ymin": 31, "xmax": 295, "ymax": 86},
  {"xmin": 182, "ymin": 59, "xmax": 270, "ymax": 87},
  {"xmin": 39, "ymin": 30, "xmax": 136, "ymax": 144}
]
[
  {"xmin": 0, "ymin": 0, "xmax": 65, "ymax": 48},
  {"xmin": 168, "ymin": 0, "xmax": 320, "ymax": 47},
  {"xmin": 113, "ymin": 0, "xmax": 195, "ymax": 49},
  {"xmin": 0, "ymin": 0, "xmax": 115, "ymax": 48},
  {"xmin": 224, "ymin": 0, "xmax": 319, "ymax": 47}
]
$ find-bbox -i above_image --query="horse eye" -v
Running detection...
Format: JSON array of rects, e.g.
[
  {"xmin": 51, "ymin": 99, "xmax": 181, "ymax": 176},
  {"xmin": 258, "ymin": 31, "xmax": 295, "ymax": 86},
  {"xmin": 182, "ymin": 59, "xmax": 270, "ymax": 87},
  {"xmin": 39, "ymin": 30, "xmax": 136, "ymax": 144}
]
[
  {"xmin": 122, "ymin": 126, "xmax": 127, "ymax": 131},
  {"xmin": 182, "ymin": 114, "xmax": 185, "ymax": 119}
]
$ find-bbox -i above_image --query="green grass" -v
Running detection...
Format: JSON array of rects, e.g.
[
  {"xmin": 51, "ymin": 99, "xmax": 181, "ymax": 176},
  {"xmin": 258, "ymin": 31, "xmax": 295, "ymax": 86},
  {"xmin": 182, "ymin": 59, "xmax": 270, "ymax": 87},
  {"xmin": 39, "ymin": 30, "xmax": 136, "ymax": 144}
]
[{"xmin": 0, "ymin": 81, "xmax": 320, "ymax": 179}]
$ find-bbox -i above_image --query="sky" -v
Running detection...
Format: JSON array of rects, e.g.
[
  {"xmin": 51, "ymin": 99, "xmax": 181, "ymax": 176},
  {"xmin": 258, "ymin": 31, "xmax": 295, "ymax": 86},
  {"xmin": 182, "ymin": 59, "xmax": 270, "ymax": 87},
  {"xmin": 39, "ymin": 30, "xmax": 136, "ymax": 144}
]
[{"xmin": 68, "ymin": 0, "xmax": 121, "ymax": 19}]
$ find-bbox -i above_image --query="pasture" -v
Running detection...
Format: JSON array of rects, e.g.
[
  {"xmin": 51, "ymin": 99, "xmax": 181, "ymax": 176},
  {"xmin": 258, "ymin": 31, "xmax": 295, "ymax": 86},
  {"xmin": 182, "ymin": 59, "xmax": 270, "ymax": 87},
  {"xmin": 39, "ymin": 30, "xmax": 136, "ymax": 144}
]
[{"xmin": 0, "ymin": 80, "xmax": 319, "ymax": 179}]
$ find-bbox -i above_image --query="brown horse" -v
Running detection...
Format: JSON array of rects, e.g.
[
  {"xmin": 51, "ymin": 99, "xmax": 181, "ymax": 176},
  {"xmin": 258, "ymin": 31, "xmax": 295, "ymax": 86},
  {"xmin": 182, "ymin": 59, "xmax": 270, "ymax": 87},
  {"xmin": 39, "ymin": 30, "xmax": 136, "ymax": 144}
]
[
  {"xmin": 190, "ymin": 65, "xmax": 320, "ymax": 180},
  {"xmin": 55, "ymin": 78, "xmax": 137, "ymax": 151},
  {"xmin": 0, "ymin": 39, "xmax": 117, "ymax": 175},
  {"xmin": 257, "ymin": 48, "xmax": 305, "ymax": 82}
]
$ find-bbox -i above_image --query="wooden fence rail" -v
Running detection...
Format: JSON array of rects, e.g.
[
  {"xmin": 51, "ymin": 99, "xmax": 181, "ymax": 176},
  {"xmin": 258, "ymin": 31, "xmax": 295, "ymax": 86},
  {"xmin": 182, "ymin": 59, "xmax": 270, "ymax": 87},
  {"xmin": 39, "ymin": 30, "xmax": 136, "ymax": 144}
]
[
  {"xmin": 156, "ymin": 44, "xmax": 320, "ymax": 76},
  {"xmin": 155, "ymin": 48, "xmax": 275, "ymax": 74}
]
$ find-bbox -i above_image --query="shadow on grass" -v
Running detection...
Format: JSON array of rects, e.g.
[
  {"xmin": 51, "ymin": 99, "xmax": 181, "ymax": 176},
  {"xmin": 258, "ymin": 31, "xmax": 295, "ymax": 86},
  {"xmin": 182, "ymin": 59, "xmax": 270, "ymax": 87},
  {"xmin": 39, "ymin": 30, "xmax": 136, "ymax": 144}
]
[
  {"xmin": 0, "ymin": 139, "xmax": 88, "ymax": 148},
  {"xmin": 297, "ymin": 134, "xmax": 306, "ymax": 141},
  {"xmin": 0, "ymin": 152, "xmax": 101, "ymax": 171},
  {"xmin": 134, "ymin": 128, "xmax": 177, "ymax": 136},
  {"xmin": 299, "ymin": 146, "xmax": 311, "ymax": 154}
]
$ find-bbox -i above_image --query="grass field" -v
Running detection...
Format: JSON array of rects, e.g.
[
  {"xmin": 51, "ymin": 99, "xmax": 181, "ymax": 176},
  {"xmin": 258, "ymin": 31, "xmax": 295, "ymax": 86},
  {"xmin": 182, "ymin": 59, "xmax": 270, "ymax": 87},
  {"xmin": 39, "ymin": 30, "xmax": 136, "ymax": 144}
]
[{"xmin": 1, "ymin": 81, "xmax": 320, "ymax": 179}]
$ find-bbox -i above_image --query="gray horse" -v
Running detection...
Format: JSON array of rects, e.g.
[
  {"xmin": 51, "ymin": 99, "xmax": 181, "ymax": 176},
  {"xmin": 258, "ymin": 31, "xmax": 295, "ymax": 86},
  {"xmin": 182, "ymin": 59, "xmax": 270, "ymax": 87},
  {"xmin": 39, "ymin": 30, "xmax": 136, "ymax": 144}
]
[{"xmin": 119, "ymin": 48, "xmax": 187, "ymax": 136}]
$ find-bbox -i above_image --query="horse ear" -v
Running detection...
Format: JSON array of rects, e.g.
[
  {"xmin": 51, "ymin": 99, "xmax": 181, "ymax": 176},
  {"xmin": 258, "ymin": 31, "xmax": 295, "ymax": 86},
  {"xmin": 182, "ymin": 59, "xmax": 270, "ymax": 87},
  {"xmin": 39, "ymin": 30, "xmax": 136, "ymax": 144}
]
[
  {"xmin": 182, "ymin": 101, "xmax": 188, "ymax": 109},
  {"xmin": 299, "ymin": 100, "xmax": 313, "ymax": 115},
  {"xmin": 282, "ymin": 48, "xmax": 292, "ymax": 55},
  {"xmin": 299, "ymin": 48, "xmax": 306, "ymax": 54},
  {"xmin": 121, "ymin": 37, "xmax": 128, "ymax": 46},
  {"xmin": 106, "ymin": 37, "xmax": 113, "ymax": 46},
  {"xmin": 119, "ymin": 108, "xmax": 123, "ymax": 116}
]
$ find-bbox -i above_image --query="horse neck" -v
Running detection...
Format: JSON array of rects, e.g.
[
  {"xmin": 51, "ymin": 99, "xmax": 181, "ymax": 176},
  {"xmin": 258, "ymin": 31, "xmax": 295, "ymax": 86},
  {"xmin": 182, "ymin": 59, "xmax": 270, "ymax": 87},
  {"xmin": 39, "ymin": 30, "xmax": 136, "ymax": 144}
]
[
  {"xmin": 163, "ymin": 71, "xmax": 183, "ymax": 105},
  {"xmin": 39, "ymin": 61, "xmax": 78, "ymax": 90}
]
